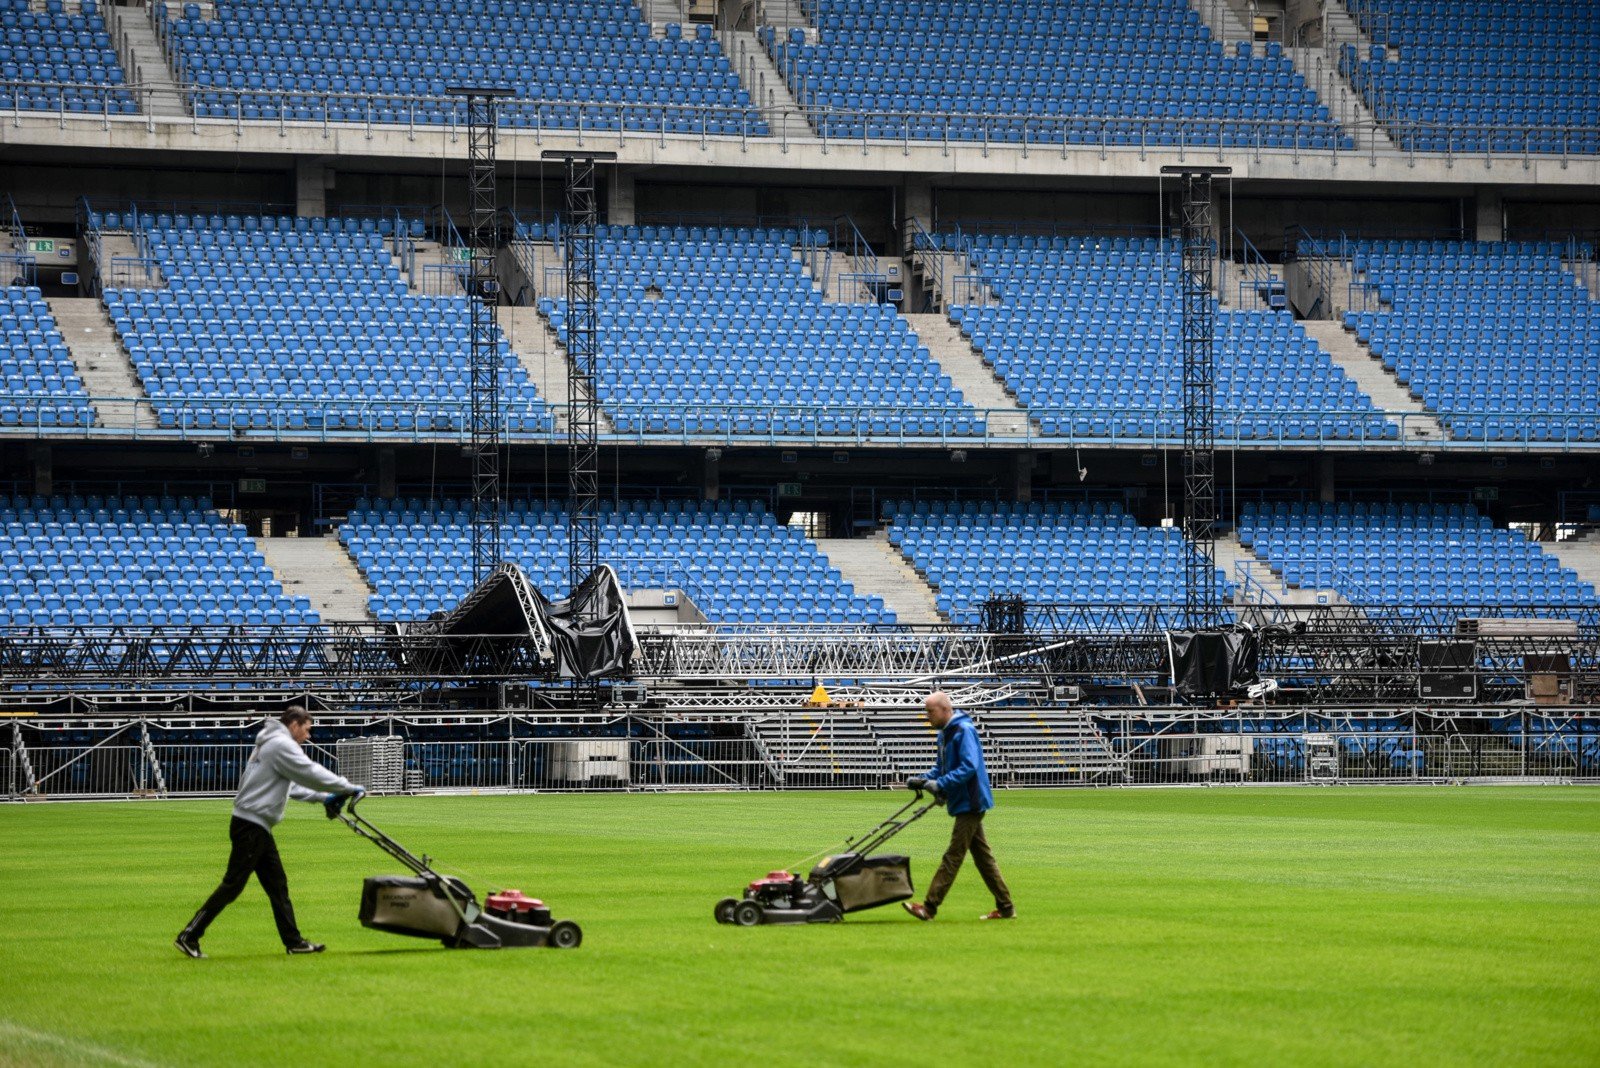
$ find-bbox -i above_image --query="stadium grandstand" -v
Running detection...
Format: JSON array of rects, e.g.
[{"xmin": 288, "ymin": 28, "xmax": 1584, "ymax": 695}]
[{"xmin": 1, "ymin": 0, "xmax": 1598, "ymax": 801}]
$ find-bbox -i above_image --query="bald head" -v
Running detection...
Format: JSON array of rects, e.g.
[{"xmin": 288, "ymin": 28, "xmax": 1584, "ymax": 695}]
[{"xmin": 923, "ymin": 690, "xmax": 954, "ymax": 728}]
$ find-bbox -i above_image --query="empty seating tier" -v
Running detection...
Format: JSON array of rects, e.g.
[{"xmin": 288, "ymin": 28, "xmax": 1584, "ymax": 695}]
[
  {"xmin": 951, "ymin": 233, "xmax": 1392, "ymax": 441},
  {"xmin": 339, "ymin": 497, "xmax": 896, "ymax": 625},
  {"xmin": 0, "ymin": 494, "xmax": 316, "ymax": 627},
  {"xmin": 1344, "ymin": 0, "xmax": 1600, "ymax": 154},
  {"xmin": 884, "ymin": 499, "xmax": 1230, "ymax": 628},
  {"xmin": 767, "ymin": 0, "xmax": 1346, "ymax": 148},
  {"xmin": 541, "ymin": 225, "xmax": 983, "ymax": 438},
  {"xmin": 101, "ymin": 212, "xmax": 554, "ymax": 434},
  {"xmin": 1343, "ymin": 239, "xmax": 1600, "ymax": 442},
  {"xmin": 0, "ymin": 284, "xmax": 96, "ymax": 429},
  {"xmin": 162, "ymin": 0, "xmax": 765, "ymax": 135},
  {"xmin": 1238, "ymin": 501, "xmax": 1600, "ymax": 609},
  {"xmin": 0, "ymin": 0, "xmax": 136, "ymax": 115}
]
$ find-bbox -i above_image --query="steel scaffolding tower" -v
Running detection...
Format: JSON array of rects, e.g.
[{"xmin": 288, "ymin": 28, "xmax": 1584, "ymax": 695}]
[
  {"xmin": 1163, "ymin": 166, "xmax": 1230, "ymax": 630},
  {"xmin": 450, "ymin": 87, "xmax": 514, "ymax": 585},
  {"xmin": 543, "ymin": 150, "xmax": 616, "ymax": 596}
]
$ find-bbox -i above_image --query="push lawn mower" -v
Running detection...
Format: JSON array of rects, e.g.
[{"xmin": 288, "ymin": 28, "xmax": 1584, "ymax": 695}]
[
  {"xmin": 714, "ymin": 788, "xmax": 941, "ymax": 926},
  {"xmin": 330, "ymin": 794, "xmax": 581, "ymax": 949}
]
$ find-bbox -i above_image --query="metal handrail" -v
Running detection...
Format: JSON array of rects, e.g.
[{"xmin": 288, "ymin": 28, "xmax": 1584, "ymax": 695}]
[
  {"xmin": 0, "ymin": 395, "xmax": 1596, "ymax": 449},
  {"xmin": 900, "ymin": 216, "xmax": 945, "ymax": 312},
  {"xmin": 832, "ymin": 214, "xmax": 882, "ymax": 302},
  {"xmin": 7, "ymin": 76, "xmax": 1600, "ymax": 161},
  {"xmin": 1232, "ymin": 228, "xmax": 1281, "ymax": 310}
]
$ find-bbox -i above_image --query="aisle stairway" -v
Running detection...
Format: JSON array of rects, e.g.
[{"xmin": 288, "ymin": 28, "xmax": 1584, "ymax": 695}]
[
  {"xmin": 257, "ymin": 535, "xmax": 373, "ymax": 620},
  {"xmin": 816, "ymin": 533, "xmax": 946, "ymax": 624}
]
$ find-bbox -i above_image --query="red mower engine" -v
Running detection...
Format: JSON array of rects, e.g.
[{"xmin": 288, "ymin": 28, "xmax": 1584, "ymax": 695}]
[
  {"xmin": 484, "ymin": 889, "xmax": 553, "ymax": 927},
  {"xmin": 745, "ymin": 870, "xmax": 807, "ymax": 909}
]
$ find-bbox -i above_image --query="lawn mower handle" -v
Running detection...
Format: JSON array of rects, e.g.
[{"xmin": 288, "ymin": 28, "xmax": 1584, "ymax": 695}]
[
  {"xmin": 337, "ymin": 794, "xmax": 436, "ymax": 878},
  {"xmin": 840, "ymin": 790, "xmax": 941, "ymax": 857}
]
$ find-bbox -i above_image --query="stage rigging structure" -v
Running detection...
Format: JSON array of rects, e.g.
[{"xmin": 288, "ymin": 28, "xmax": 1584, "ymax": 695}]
[{"xmin": 448, "ymin": 86, "xmax": 515, "ymax": 586}]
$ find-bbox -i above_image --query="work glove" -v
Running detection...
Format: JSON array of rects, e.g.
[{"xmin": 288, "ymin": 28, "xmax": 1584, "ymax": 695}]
[
  {"xmin": 323, "ymin": 792, "xmax": 347, "ymax": 820},
  {"xmin": 906, "ymin": 776, "xmax": 926, "ymax": 793}
]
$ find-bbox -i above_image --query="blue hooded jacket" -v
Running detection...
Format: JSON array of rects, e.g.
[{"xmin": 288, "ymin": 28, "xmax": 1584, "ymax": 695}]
[{"xmin": 925, "ymin": 711, "xmax": 995, "ymax": 815}]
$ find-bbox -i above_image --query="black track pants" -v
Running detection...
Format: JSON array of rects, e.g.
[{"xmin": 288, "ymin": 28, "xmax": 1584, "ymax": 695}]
[{"xmin": 183, "ymin": 816, "xmax": 303, "ymax": 946}]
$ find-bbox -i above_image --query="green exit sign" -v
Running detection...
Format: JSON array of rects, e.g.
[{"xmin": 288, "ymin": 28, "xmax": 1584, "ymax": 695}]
[
  {"xmin": 451, "ymin": 247, "xmax": 473, "ymax": 262},
  {"xmin": 27, "ymin": 238, "xmax": 55, "ymax": 254},
  {"xmin": 239, "ymin": 478, "xmax": 267, "ymax": 494},
  {"xmin": 777, "ymin": 482, "xmax": 803, "ymax": 497}
]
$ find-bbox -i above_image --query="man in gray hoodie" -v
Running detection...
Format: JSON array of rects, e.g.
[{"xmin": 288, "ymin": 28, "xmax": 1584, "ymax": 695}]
[{"xmin": 175, "ymin": 706, "xmax": 363, "ymax": 958}]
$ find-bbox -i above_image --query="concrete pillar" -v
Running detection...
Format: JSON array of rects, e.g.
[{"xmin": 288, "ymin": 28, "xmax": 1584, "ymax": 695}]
[
  {"xmin": 607, "ymin": 170, "xmax": 637, "ymax": 227},
  {"xmin": 1474, "ymin": 187, "xmax": 1504, "ymax": 242},
  {"xmin": 901, "ymin": 177, "xmax": 933, "ymax": 235},
  {"xmin": 30, "ymin": 444, "xmax": 51, "ymax": 497},
  {"xmin": 295, "ymin": 158, "xmax": 330, "ymax": 218},
  {"xmin": 702, "ymin": 448, "xmax": 721, "ymax": 501},
  {"xmin": 377, "ymin": 447, "xmax": 396, "ymax": 500},
  {"xmin": 1012, "ymin": 451, "xmax": 1033, "ymax": 504},
  {"xmin": 1317, "ymin": 455, "xmax": 1335, "ymax": 503}
]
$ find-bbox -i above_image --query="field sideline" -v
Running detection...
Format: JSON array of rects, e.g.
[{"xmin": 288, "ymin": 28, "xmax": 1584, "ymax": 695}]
[{"xmin": 0, "ymin": 787, "xmax": 1595, "ymax": 1067}]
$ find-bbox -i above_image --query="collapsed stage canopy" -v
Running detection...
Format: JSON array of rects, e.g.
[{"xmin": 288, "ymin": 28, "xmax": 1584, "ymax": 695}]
[{"xmin": 402, "ymin": 563, "xmax": 637, "ymax": 680}]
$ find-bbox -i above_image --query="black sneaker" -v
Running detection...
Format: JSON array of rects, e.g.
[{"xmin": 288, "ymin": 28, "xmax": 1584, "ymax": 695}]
[
  {"xmin": 174, "ymin": 934, "xmax": 206, "ymax": 959},
  {"xmin": 285, "ymin": 940, "xmax": 326, "ymax": 955}
]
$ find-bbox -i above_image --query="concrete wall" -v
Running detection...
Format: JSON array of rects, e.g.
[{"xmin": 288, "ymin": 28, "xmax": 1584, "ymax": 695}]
[
  {"xmin": 2, "ymin": 161, "xmax": 292, "ymax": 225},
  {"xmin": 1231, "ymin": 194, "xmax": 1466, "ymax": 253},
  {"xmin": 1506, "ymin": 198, "xmax": 1600, "ymax": 238},
  {"xmin": 935, "ymin": 188, "xmax": 1159, "ymax": 232},
  {"xmin": 329, "ymin": 168, "xmax": 565, "ymax": 224},
  {"xmin": 636, "ymin": 181, "xmax": 895, "ymax": 244}
]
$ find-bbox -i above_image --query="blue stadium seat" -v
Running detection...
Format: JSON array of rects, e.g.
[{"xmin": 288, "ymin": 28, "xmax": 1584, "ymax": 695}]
[
  {"xmin": 339, "ymin": 497, "xmax": 894, "ymax": 625},
  {"xmin": 100, "ymin": 213, "xmax": 556, "ymax": 434},
  {"xmin": 884, "ymin": 498, "xmax": 1231, "ymax": 628},
  {"xmin": 1237, "ymin": 500, "xmax": 1600, "ymax": 609},
  {"xmin": 0, "ymin": 494, "xmax": 317, "ymax": 626}
]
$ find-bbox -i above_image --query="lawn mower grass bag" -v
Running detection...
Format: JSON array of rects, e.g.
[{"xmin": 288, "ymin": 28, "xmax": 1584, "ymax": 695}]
[
  {"xmin": 812, "ymin": 852, "xmax": 915, "ymax": 912},
  {"xmin": 359, "ymin": 874, "xmax": 473, "ymax": 940}
]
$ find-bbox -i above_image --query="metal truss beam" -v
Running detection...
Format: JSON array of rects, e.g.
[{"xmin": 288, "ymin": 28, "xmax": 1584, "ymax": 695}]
[
  {"xmin": 0, "ymin": 603, "xmax": 1595, "ymax": 710},
  {"xmin": 543, "ymin": 149, "xmax": 616, "ymax": 598},
  {"xmin": 1164, "ymin": 166, "xmax": 1229, "ymax": 630},
  {"xmin": 450, "ymin": 86, "xmax": 513, "ymax": 585}
]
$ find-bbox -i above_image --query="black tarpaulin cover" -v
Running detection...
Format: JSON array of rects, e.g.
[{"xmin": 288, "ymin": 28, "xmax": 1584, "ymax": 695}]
[
  {"xmin": 543, "ymin": 565, "xmax": 637, "ymax": 680},
  {"xmin": 401, "ymin": 563, "xmax": 636, "ymax": 681},
  {"xmin": 1167, "ymin": 627, "xmax": 1260, "ymax": 698}
]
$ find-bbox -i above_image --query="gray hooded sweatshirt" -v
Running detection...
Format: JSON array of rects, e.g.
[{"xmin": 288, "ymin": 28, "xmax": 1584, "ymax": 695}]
[{"xmin": 233, "ymin": 719, "xmax": 356, "ymax": 830}]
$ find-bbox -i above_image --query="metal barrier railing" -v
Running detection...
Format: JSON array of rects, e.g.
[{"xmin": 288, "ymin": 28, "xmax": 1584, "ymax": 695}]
[
  {"xmin": 1, "ymin": 396, "xmax": 1596, "ymax": 450},
  {"xmin": 1106, "ymin": 729, "xmax": 1598, "ymax": 785},
  {"xmin": 5, "ymin": 78, "xmax": 1600, "ymax": 164},
  {"xmin": 11, "ymin": 737, "xmax": 773, "ymax": 797},
  {"xmin": 9, "ymin": 723, "xmax": 1596, "ymax": 798}
]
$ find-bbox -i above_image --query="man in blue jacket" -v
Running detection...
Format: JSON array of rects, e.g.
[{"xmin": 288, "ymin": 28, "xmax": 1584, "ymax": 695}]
[{"xmin": 902, "ymin": 690, "xmax": 1014, "ymax": 921}]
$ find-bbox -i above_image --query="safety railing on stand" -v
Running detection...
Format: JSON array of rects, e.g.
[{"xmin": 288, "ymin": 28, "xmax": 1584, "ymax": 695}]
[
  {"xmin": 1231, "ymin": 228, "xmax": 1285, "ymax": 310},
  {"xmin": 0, "ymin": 395, "xmax": 1594, "ymax": 450}
]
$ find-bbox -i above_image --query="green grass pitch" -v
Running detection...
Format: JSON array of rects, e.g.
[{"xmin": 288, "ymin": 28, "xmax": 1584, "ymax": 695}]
[{"xmin": 1, "ymin": 787, "xmax": 1596, "ymax": 1067}]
